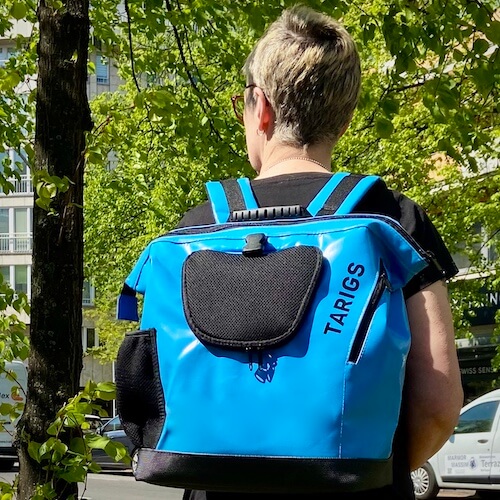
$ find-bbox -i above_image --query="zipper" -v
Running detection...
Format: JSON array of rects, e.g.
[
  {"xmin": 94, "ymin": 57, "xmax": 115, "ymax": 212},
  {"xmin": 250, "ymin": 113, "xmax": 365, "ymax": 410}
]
[
  {"xmin": 166, "ymin": 214, "xmax": 430, "ymax": 262},
  {"xmin": 125, "ymin": 328, "xmax": 156, "ymax": 338},
  {"xmin": 348, "ymin": 261, "xmax": 391, "ymax": 364}
]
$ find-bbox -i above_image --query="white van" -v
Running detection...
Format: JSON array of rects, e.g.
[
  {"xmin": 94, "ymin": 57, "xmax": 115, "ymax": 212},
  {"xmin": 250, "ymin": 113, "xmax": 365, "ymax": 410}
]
[
  {"xmin": 0, "ymin": 360, "xmax": 28, "ymax": 470},
  {"xmin": 412, "ymin": 388, "xmax": 500, "ymax": 499}
]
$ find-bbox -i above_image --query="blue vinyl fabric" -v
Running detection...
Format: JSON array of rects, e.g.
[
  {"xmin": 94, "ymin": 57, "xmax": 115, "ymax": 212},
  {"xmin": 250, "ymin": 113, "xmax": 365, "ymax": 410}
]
[{"xmin": 117, "ymin": 174, "xmax": 429, "ymax": 466}]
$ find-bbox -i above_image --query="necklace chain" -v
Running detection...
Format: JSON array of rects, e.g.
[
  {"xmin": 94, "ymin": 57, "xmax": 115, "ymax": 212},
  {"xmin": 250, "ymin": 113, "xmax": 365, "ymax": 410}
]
[{"xmin": 264, "ymin": 156, "xmax": 329, "ymax": 172}]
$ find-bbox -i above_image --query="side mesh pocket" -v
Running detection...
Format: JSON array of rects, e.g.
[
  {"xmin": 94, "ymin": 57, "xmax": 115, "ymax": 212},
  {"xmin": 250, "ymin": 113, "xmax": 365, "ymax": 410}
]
[{"xmin": 115, "ymin": 328, "xmax": 165, "ymax": 449}]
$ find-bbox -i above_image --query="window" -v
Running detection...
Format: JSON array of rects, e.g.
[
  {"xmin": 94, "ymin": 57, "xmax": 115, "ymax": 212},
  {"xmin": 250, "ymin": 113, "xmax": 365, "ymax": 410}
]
[
  {"xmin": 452, "ymin": 223, "xmax": 499, "ymax": 276},
  {"xmin": 14, "ymin": 208, "xmax": 30, "ymax": 252},
  {"xmin": 0, "ymin": 148, "xmax": 32, "ymax": 194},
  {"xmin": 0, "ymin": 266, "xmax": 9, "ymax": 285},
  {"xmin": 14, "ymin": 265, "xmax": 28, "ymax": 294},
  {"xmin": 12, "ymin": 150, "xmax": 27, "ymax": 175},
  {"xmin": 0, "ymin": 208, "xmax": 32, "ymax": 253},
  {"xmin": 0, "ymin": 209, "xmax": 8, "ymax": 253},
  {"xmin": 82, "ymin": 280, "xmax": 95, "ymax": 306},
  {"xmin": 95, "ymin": 55, "xmax": 109, "ymax": 84},
  {"xmin": 83, "ymin": 327, "xmax": 99, "ymax": 351},
  {"xmin": 87, "ymin": 328, "xmax": 97, "ymax": 348},
  {"xmin": 103, "ymin": 416, "xmax": 123, "ymax": 432},
  {"xmin": 0, "ymin": 265, "xmax": 31, "ymax": 297},
  {"xmin": 454, "ymin": 401, "xmax": 499, "ymax": 434},
  {"xmin": 106, "ymin": 150, "xmax": 117, "ymax": 171},
  {"xmin": 0, "ymin": 150, "xmax": 8, "ymax": 171},
  {"xmin": 0, "ymin": 47, "xmax": 16, "ymax": 67}
]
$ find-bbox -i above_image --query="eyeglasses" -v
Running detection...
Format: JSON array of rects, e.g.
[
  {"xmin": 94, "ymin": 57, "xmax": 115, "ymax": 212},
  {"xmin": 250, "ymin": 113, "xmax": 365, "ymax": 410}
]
[{"xmin": 231, "ymin": 84, "xmax": 257, "ymax": 124}]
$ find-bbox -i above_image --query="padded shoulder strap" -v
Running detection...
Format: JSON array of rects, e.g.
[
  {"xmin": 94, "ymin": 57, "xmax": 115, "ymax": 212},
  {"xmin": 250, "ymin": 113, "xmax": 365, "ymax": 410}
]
[
  {"xmin": 307, "ymin": 173, "xmax": 380, "ymax": 216},
  {"xmin": 206, "ymin": 178, "xmax": 258, "ymax": 224},
  {"xmin": 116, "ymin": 284, "xmax": 139, "ymax": 321}
]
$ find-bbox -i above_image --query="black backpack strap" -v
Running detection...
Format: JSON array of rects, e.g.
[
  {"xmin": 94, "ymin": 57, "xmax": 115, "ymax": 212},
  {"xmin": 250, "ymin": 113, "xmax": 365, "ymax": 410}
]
[
  {"xmin": 307, "ymin": 173, "xmax": 380, "ymax": 216},
  {"xmin": 205, "ymin": 178, "xmax": 258, "ymax": 224}
]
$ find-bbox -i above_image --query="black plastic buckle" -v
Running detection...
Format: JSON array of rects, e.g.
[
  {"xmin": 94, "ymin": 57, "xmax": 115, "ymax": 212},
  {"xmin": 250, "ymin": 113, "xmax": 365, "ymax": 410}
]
[{"xmin": 243, "ymin": 233, "xmax": 267, "ymax": 257}]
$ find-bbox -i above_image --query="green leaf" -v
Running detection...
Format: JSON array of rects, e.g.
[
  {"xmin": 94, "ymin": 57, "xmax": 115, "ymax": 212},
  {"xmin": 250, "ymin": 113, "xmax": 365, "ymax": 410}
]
[
  {"xmin": 473, "ymin": 39, "xmax": 490, "ymax": 56},
  {"xmin": 69, "ymin": 437, "xmax": 87, "ymax": 455},
  {"xmin": 381, "ymin": 98, "xmax": 399, "ymax": 118},
  {"xmin": 483, "ymin": 21, "xmax": 500, "ymax": 45},
  {"xmin": 375, "ymin": 117, "xmax": 394, "ymax": 138},
  {"xmin": 58, "ymin": 465, "xmax": 87, "ymax": 483},
  {"xmin": 104, "ymin": 440, "xmax": 130, "ymax": 463},
  {"xmin": 52, "ymin": 439, "xmax": 68, "ymax": 456},
  {"xmin": 28, "ymin": 441, "xmax": 42, "ymax": 463},
  {"xmin": 10, "ymin": 3, "xmax": 27, "ymax": 20},
  {"xmin": 46, "ymin": 418, "xmax": 61, "ymax": 436},
  {"xmin": 84, "ymin": 434, "xmax": 110, "ymax": 450},
  {"xmin": 0, "ymin": 403, "xmax": 13, "ymax": 415},
  {"xmin": 95, "ymin": 381, "xmax": 116, "ymax": 401},
  {"xmin": 88, "ymin": 461, "xmax": 102, "ymax": 473}
]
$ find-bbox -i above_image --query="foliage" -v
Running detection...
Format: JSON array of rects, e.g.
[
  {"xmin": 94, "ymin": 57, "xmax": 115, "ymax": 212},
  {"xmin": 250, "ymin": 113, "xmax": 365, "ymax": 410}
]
[
  {"xmin": 0, "ymin": 381, "xmax": 129, "ymax": 500},
  {"xmin": 82, "ymin": 0, "xmax": 499, "ymax": 359},
  {"xmin": 0, "ymin": 0, "xmax": 498, "ymax": 495}
]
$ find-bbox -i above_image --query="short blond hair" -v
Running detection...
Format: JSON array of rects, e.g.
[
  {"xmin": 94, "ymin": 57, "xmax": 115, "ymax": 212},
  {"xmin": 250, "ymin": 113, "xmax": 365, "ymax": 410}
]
[{"xmin": 243, "ymin": 5, "xmax": 361, "ymax": 148}]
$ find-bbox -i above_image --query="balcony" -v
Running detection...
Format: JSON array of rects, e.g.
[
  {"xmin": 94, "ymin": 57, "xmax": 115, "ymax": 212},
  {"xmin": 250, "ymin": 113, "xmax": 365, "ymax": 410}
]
[
  {"xmin": 0, "ymin": 233, "xmax": 33, "ymax": 253},
  {"xmin": 12, "ymin": 175, "xmax": 33, "ymax": 194},
  {"xmin": 0, "ymin": 175, "xmax": 33, "ymax": 195}
]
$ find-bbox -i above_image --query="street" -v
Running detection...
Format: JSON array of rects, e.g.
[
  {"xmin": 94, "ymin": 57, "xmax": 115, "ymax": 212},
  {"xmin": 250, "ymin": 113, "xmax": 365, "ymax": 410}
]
[
  {"xmin": 0, "ymin": 466, "xmax": 484, "ymax": 499},
  {"xmin": 0, "ymin": 467, "xmax": 183, "ymax": 500}
]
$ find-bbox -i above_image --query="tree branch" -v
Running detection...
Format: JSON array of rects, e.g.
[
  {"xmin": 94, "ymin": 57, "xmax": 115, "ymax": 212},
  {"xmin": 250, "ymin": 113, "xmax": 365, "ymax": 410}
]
[{"xmin": 124, "ymin": 0, "xmax": 141, "ymax": 93}]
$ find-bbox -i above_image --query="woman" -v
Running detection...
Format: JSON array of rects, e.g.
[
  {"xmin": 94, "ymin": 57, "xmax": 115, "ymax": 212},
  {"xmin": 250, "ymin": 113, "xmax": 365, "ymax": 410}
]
[{"xmin": 179, "ymin": 5, "xmax": 463, "ymax": 499}]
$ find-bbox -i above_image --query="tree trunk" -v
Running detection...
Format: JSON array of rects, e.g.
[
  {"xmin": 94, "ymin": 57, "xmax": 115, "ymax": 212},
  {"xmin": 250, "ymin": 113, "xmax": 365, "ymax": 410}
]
[{"xmin": 17, "ymin": 1, "xmax": 92, "ymax": 498}]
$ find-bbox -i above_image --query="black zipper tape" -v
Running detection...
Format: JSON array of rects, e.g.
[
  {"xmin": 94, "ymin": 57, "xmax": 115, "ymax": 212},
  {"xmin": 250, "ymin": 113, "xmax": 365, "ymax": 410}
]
[{"xmin": 348, "ymin": 261, "xmax": 390, "ymax": 364}]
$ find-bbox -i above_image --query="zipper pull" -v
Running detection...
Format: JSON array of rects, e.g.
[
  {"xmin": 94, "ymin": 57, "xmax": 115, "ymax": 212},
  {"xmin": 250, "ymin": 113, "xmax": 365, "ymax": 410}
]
[
  {"xmin": 427, "ymin": 251, "xmax": 446, "ymax": 277},
  {"xmin": 379, "ymin": 261, "xmax": 393, "ymax": 292},
  {"xmin": 247, "ymin": 349, "xmax": 253, "ymax": 371}
]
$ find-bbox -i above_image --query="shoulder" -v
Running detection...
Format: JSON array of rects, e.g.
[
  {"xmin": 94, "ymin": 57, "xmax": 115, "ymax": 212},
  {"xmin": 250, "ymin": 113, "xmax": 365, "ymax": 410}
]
[
  {"xmin": 176, "ymin": 202, "xmax": 215, "ymax": 228},
  {"xmin": 356, "ymin": 180, "xmax": 458, "ymax": 295}
]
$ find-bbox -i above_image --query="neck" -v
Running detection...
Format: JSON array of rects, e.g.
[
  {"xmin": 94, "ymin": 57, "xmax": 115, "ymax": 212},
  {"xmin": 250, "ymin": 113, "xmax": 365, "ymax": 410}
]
[{"xmin": 256, "ymin": 155, "xmax": 331, "ymax": 180}]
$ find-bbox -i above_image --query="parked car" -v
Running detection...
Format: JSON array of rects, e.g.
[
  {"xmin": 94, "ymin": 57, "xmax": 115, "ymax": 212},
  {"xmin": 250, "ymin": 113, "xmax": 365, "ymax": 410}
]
[
  {"xmin": 412, "ymin": 388, "xmax": 500, "ymax": 499},
  {"xmin": 92, "ymin": 415, "xmax": 137, "ymax": 472},
  {"xmin": 85, "ymin": 414, "xmax": 103, "ymax": 433}
]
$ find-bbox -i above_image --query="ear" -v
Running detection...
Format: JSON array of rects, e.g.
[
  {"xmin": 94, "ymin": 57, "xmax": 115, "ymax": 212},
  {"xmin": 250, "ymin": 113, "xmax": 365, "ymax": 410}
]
[{"xmin": 254, "ymin": 87, "xmax": 273, "ymax": 134}]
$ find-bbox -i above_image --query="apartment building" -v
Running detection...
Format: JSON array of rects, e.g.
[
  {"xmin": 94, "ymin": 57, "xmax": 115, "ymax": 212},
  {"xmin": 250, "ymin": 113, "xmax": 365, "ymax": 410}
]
[
  {"xmin": 451, "ymin": 157, "xmax": 500, "ymax": 401},
  {"xmin": 1, "ymin": 21, "xmax": 121, "ymax": 389}
]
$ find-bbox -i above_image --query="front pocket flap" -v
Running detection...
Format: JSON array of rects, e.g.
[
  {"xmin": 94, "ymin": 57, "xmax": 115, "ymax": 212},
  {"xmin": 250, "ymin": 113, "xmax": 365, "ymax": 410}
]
[{"xmin": 182, "ymin": 246, "xmax": 323, "ymax": 349}]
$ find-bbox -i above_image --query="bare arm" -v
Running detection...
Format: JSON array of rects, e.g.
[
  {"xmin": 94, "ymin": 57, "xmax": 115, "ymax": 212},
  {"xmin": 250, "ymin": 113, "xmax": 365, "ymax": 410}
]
[{"xmin": 404, "ymin": 280, "xmax": 464, "ymax": 471}]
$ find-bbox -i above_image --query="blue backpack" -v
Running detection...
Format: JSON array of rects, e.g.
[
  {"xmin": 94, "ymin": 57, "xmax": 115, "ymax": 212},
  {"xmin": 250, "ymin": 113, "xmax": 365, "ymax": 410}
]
[{"xmin": 115, "ymin": 172, "xmax": 430, "ymax": 493}]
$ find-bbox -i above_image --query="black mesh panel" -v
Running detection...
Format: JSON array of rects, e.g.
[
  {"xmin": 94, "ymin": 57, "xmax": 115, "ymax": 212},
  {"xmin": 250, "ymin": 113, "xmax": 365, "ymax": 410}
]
[
  {"xmin": 182, "ymin": 246, "xmax": 323, "ymax": 349},
  {"xmin": 116, "ymin": 329, "xmax": 165, "ymax": 448}
]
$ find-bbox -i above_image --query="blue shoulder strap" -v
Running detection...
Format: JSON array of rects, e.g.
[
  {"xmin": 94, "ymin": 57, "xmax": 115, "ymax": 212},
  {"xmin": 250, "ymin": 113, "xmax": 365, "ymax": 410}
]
[
  {"xmin": 334, "ymin": 175, "xmax": 380, "ymax": 215},
  {"xmin": 307, "ymin": 173, "xmax": 380, "ymax": 216},
  {"xmin": 206, "ymin": 178, "xmax": 258, "ymax": 224},
  {"xmin": 306, "ymin": 173, "xmax": 349, "ymax": 216}
]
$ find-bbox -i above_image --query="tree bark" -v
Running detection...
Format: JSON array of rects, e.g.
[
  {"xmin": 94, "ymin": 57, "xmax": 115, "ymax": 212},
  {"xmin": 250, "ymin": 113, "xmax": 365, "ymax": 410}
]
[{"xmin": 17, "ymin": 1, "xmax": 92, "ymax": 498}]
